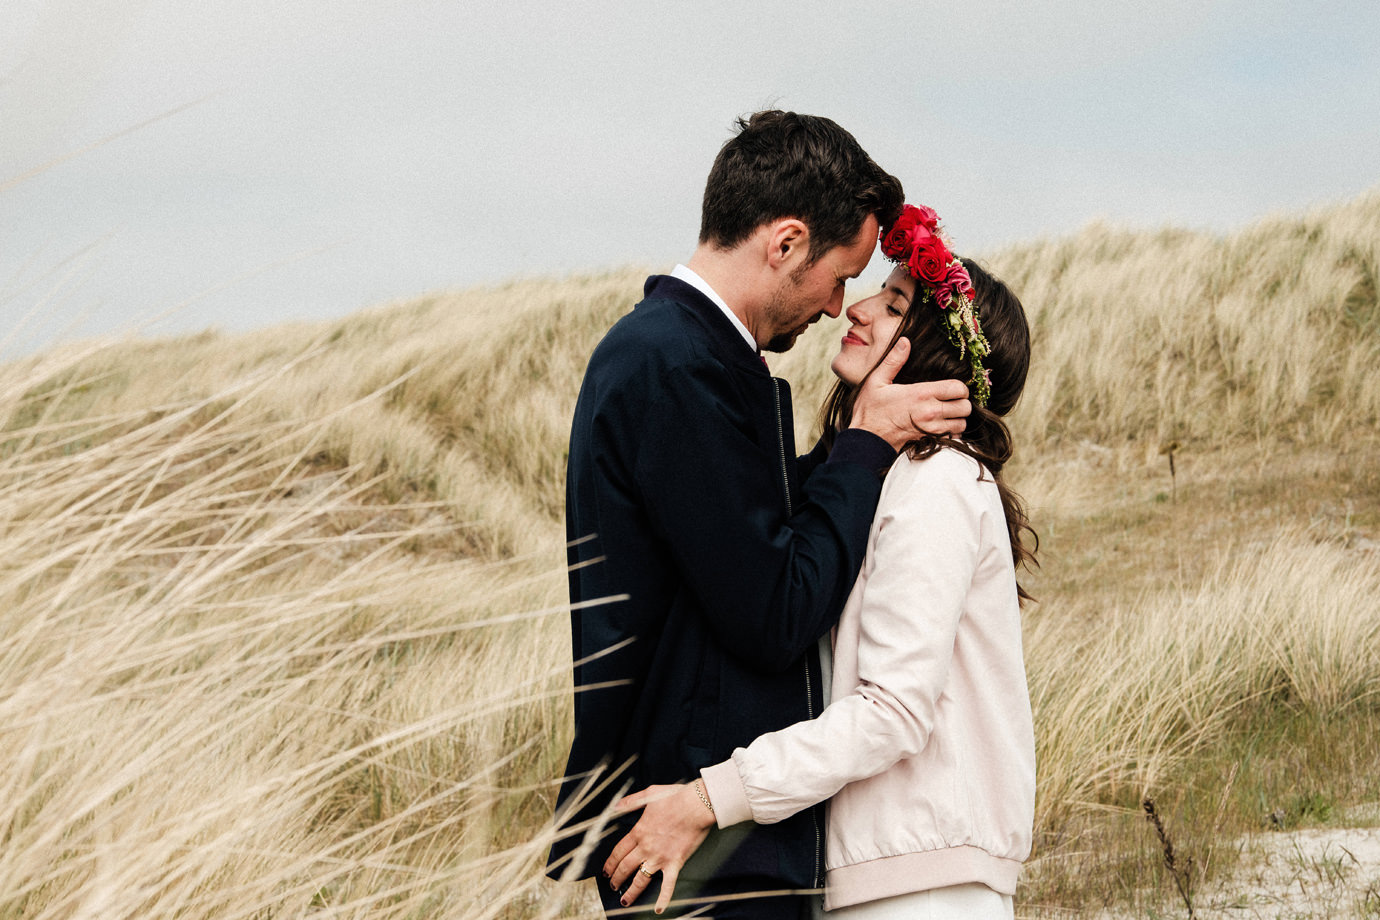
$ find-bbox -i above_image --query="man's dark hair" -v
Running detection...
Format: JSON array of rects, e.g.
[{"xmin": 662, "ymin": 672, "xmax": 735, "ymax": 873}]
[{"xmin": 699, "ymin": 110, "xmax": 904, "ymax": 264}]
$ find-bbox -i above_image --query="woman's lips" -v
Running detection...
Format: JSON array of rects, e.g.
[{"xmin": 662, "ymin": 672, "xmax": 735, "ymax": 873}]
[{"xmin": 841, "ymin": 332, "xmax": 866, "ymax": 346}]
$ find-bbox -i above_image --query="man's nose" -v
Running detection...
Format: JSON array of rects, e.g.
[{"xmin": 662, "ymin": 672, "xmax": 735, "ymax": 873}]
[{"xmin": 824, "ymin": 290, "xmax": 846, "ymax": 319}]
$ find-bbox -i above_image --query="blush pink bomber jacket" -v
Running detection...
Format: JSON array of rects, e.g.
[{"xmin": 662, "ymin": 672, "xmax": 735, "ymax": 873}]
[{"xmin": 700, "ymin": 448, "xmax": 1036, "ymax": 910}]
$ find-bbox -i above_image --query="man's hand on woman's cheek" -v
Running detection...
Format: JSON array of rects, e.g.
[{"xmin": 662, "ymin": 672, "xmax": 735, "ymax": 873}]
[{"xmin": 849, "ymin": 338, "xmax": 971, "ymax": 448}]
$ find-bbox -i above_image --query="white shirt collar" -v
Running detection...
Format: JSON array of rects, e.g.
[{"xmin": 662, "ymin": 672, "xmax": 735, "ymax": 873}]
[{"xmin": 670, "ymin": 264, "xmax": 757, "ymax": 353}]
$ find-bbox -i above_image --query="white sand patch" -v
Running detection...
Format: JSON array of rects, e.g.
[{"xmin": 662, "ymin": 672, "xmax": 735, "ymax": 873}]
[
  {"xmin": 1059, "ymin": 823, "xmax": 1380, "ymax": 920},
  {"xmin": 1203, "ymin": 826, "xmax": 1380, "ymax": 918}
]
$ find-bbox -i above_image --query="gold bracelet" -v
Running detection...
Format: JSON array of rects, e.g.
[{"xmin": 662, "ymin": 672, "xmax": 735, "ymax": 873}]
[{"xmin": 693, "ymin": 778, "xmax": 715, "ymax": 815}]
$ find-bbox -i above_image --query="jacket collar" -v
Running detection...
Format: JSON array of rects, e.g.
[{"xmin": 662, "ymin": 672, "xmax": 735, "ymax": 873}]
[{"xmin": 643, "ymin": 274, "xmax": 768, "ymax": 375}]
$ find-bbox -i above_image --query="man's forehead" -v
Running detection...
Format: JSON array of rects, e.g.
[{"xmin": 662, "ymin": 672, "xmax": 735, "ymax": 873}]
[
  {"xmin": 846, "ymin": 237, "xmax": 878, "ymax": 275},
  {"xmin": 849, "ymin": 215, "xmax": 881, "ymax": 269}
]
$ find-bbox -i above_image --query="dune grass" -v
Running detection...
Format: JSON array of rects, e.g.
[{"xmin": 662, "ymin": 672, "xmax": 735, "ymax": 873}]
[{"xmin": 2, "ymin": 189, "xmax": 1378, "ymax": 917}]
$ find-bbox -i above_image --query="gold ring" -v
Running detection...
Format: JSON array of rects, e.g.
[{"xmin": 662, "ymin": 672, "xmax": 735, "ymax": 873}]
[{"xmin": 638, "ymin": 863, "xmax": 655, "ymax": 878}]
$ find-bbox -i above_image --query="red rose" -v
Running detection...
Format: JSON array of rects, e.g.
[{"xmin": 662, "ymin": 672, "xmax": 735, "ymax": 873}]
[
  {"xmin": 895, "ymin": 205, "xmax": 926, "ymax": 233},
  {"xmin": 913, "ymin": 205, "xmax": 940, "ymax": 231},
  {"xmin": 908, "ymin": 229, "xmax": 949, "ymax": 284},
  {"xmin": 880, "ymin": 223, "xmax": 913, "ymax": 261},
  {"xmin": 880, "ymin": 206, "xmax": 924, "ymax": 260}
]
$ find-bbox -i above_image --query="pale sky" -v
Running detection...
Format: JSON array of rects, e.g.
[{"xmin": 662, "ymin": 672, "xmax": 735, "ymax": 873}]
[{"xmin": 3, "ymin": 0, "xmax": 1378, "ymax": 351}]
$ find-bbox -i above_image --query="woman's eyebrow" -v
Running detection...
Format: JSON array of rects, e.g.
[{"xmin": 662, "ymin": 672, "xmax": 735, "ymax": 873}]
[{"xmin": 884, "ymin": 283, "xmax": 912, "ymax": 304}]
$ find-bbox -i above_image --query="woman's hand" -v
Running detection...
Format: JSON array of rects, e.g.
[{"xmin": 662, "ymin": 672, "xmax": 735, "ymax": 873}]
[{"xmin": 603, "ymin": 781, "xmax": 717, "ymax": 913}]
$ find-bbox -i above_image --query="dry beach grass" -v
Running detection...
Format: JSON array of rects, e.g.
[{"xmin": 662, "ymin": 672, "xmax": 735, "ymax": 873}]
[{"xmin": 2, "ymin": 189, "xmax": 1378, "ymax": 918}]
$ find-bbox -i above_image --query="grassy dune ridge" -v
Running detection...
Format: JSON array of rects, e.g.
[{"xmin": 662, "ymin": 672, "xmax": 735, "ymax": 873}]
[{"xmin": 2, "ymin": 189, "xmax": 1378, "ymax": 917}]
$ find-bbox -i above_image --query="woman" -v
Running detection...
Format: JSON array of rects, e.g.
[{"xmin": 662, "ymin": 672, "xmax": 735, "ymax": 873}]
[{"xmin": 605, "ymin": 204, "xmax": 1038, "ymax": 919}]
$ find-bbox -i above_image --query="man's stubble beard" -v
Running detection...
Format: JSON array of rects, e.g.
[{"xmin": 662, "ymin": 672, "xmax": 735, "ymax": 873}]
[
  {"xmin": 763, "ymin": 329, "xmax": 801, "ymax": 354},
  {"xmin": 761, "ymin": 269, "xmax": 813, "ymax": 354}
]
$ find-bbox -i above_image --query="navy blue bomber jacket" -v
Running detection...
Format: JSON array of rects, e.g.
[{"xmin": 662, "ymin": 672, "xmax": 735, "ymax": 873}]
[{"xmin": 548, "ymin": 274, "xmax": 896, "ymax": 891}]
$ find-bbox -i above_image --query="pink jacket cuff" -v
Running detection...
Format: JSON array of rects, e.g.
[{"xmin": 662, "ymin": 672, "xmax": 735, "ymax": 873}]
[{"xmin": 699, "ymin": 760, "xmax": 752, "ymax": 829}]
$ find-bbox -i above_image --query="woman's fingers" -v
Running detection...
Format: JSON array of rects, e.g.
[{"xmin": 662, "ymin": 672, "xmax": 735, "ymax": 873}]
[
  {"xmin": 616, "ymin": 860, "xmax": 682, "ymax": 913},
  {"xmin": 654, "ymin": 864, "xmax": 682, "ymax": 914},
  {"xmin": 613, "ymin": 787, "xmax": 653, "ymax": 814},
  {"xmin": 608, "ymin": 843, "xmax": 646, "ymax": 892},
  {"xmin": 603, "ymin": 829, "xmax": 638, "ymax": 884},
  {"xmin": 619, "ymin": 861, "xmax": 657, "ymax": 909},
  {"xmin": 600, "ymin": 782, "xmax": 709, "ymax": 909},
  {"xmin": 605, "ymin": 785, "xmax": 663, "ymax": 883}
]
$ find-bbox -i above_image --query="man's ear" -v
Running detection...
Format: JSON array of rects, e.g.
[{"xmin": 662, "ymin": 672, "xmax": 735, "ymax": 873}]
[{"xmin": 764, "ymin": 219, "xmax": 810, "ymax": 271}]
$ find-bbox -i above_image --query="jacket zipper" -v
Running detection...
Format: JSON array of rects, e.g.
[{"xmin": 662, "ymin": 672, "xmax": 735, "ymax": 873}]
[
  {"xmin": 773, "ymin": 376, "xmax": 822, "ymax": 888},
  {"xmin": 770, "ymin": 378, "xmax": 793, "ymax": 518},
  {"xmin": 803, "ymin": 643, "xmax": 822, "ymax": 888}
]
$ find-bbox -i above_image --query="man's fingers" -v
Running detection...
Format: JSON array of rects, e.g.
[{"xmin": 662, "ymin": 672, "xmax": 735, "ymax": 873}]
[
  {"xmin": 912, "ymin": 404, "xmax": 967, "ymax": 438},
  {"xmin": 942, "ymin": 397, "xmax": 972, "ymax": 420},
  {"xmin": 869, "ymin": 335, "xmax": 910, "ymax": 387},
  {"xmin": 932, "ymin": 417, "xmax": 966, "ymax": 436},
  {"xmin": 920, "ymin": 377, "xmax": 969, "ymax": 404}
]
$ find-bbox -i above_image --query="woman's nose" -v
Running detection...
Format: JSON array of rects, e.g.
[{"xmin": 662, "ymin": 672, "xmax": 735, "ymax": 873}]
[{"xmin": 845, "ymin": 299, "xmax": 872, "ymax": 325}]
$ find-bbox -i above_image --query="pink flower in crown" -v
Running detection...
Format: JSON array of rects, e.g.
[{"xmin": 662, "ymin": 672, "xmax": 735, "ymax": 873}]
[
  {"xmin": 949, "ymin": 259, "xmax": 971, "ymax": 295},
  {"xmin": 933, "ymin": 258, "xmax": 972, "ymax": 309},
  {"xmin": 944, "ymin": 259, "xmax": 974, "ymax": 297}
]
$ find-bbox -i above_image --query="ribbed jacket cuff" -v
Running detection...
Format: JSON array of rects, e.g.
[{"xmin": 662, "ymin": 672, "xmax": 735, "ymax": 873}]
[
  {"xmin": 699, "ymin": 760, "xmax": 752, "ymax": 829},
  {"xmin": 827, "ymin": 428, "xmax": 896, "ymax": 471},
  {"xmin": 824, "ymin": 847, "xmax": 1022, "ymax": 909}
]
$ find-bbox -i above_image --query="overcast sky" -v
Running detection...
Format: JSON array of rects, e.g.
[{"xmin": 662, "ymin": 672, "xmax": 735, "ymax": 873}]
[{"xmin": 3, "ymin": 0, "xmax": 1378, "ymax": 351}]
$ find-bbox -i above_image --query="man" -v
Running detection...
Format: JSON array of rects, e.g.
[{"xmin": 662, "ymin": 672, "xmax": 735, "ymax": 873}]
[{"xmin": 548, "ymin": 111, "xmax": 970, "ymax": 918}]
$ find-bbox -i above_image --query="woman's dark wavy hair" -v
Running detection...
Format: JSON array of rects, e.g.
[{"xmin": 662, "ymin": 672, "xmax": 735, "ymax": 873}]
[
  {"xmin": 700, "ymin": 110, "xmax": 904, "ymax": 264},
  {"xmin": 818, "ymin": 258, "xmax": 1040, "ymax": 601}
]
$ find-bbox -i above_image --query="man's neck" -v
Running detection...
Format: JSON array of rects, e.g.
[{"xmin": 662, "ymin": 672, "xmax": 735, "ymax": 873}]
[{"xmin": 685, "ymin": 243, "xmax": 769, "ymax": 347}]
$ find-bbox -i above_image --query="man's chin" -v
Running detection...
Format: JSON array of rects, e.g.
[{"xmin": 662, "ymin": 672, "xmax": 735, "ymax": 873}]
[{"xmin": 763, "ymin": 326, "xmax": 809, "ymax": 354}]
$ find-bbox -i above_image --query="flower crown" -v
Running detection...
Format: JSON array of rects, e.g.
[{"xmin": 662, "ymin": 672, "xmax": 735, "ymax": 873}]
[{"xmin": 879, "ymin": 204, "xmax": 991, "ymax": 406}]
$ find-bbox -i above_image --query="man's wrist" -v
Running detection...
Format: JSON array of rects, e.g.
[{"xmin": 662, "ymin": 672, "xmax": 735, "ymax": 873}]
[{"xmin": 827, "ymin": 428, "xmax": 898, "ymax": 470}]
